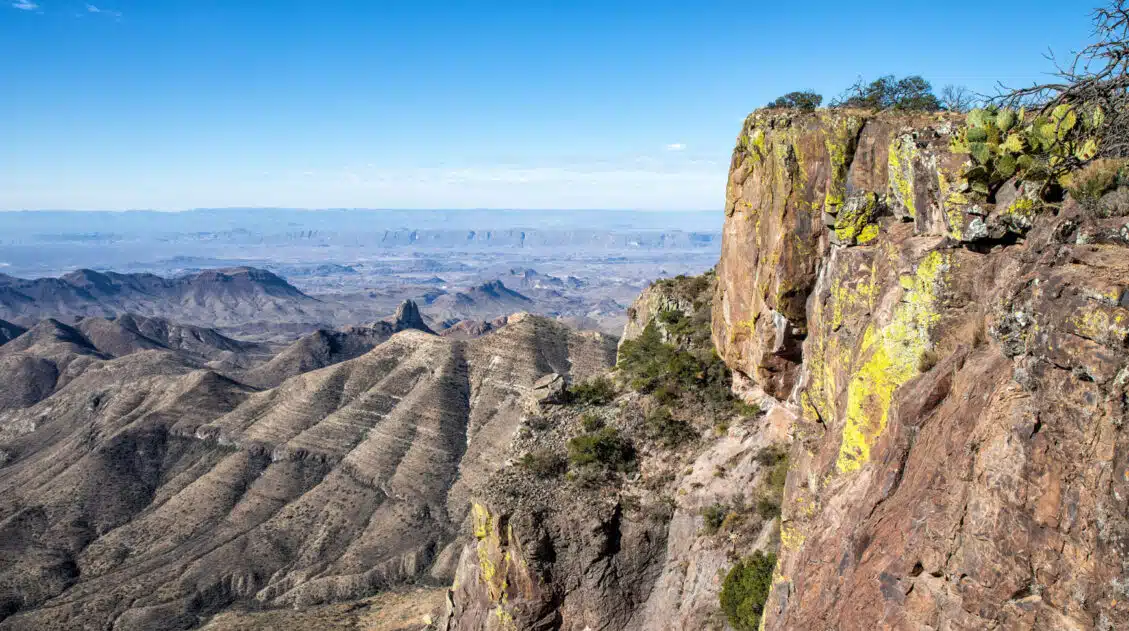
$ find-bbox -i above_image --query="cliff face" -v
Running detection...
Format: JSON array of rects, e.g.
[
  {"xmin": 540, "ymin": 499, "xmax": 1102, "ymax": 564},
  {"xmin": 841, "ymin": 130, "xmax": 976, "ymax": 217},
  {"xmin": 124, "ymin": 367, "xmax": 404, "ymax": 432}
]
[
  {"xmin": 438, "ymin": 108, "xmax": 1127, "ymax": 631},
  {"xmin": 440, "ymin": 275, "xmax": 791, "ymax": 631},
  {"xmin": 715, "ymin": 110, "xmax": 1129, "ymax": 629}
]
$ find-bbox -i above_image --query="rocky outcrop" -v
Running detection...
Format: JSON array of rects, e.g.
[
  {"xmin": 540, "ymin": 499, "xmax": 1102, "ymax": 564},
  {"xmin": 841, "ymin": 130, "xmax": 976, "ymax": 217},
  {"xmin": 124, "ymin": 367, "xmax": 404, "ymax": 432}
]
[
  {"xmin": 714, "ymin": 109, "xmax": 1129, "ymax": 630},
  {"xmin": 526, "ymin": 372, "xmax": 567, "ymax": 411},
  {"xmin": 392, "ymin": 299, "xmax": 435, "ymax": 334},
  {"xmin": 440, "ymin": 275, "xmax": 788, "ymax": 631},
  {"xmin": 619, "ymin": 273, "xmax": 713, "ymax": 347}
]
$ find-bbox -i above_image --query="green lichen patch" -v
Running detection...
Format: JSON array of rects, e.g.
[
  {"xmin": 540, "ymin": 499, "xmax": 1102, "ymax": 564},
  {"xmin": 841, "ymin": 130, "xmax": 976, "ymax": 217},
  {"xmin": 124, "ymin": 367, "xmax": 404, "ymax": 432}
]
[
  {"xmin": 888, "ymin": 134, "xmax": 918, "ymax": 219},
  {"xmin": 833, "ymin": 192, "xmax": 881, "ymax": 245},
  {"xmin": 822, "ymin": 114, "xmax": 866, "ymax": 215},
  {"xmin": 836, "ymin": 251, "xmax": 950, "ymax": 474}
]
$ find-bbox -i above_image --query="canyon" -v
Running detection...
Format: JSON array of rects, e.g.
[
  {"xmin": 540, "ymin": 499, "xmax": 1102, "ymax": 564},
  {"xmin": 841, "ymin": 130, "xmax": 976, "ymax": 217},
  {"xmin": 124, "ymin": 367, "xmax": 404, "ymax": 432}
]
[{"xmin": 2, "ymin": 108, "xmax": 1127, "ymax": 630}]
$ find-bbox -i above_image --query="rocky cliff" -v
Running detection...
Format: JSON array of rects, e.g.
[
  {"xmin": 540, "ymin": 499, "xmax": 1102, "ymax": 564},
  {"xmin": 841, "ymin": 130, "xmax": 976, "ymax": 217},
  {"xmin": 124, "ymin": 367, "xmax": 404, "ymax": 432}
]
[
  {"xmin": 440, "ymin": 274, "xmax": 789, "ymax": 630},
  {"xmin": 714, "ymin": 109, "xmax": 1129, "ymax": 629},
  {"xmin": 439, "ymin": 108, "xmax": 1128, "ymax": 631}
]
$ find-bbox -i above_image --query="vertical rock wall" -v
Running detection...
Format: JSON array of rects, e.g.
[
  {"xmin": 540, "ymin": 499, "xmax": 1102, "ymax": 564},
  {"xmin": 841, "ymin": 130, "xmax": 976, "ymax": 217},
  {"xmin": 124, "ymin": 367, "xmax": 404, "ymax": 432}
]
[{"xmin": 716, "ymin": 109, "xmax": 1129, "ymax": 630}]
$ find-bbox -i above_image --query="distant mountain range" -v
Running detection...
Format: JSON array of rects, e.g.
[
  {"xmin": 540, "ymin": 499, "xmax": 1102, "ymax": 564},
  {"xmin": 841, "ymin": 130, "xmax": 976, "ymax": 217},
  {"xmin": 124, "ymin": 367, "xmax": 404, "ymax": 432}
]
[
  {"xmin": 0, "ymin": 267, "xmax": 319, "ymax": 327},
  {"xmin": 0, "ymin": 268, "xmax": 554, "ymax": 343}
]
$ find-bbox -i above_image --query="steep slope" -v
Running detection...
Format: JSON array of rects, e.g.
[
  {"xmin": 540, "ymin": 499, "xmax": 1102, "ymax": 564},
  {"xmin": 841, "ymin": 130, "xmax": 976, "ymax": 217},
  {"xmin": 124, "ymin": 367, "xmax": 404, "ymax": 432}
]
[
  {"xmin": 711, "ymin": 110, "xmax": 1129, "ymax": 630},
  {"xmin": 0, "ymin": 267, "xmax": 321, "ymax": 327},
  {"xmin": 0, "ymin": 320, "xmax": 25, "ymax": 346},
  {"xmin": 440, "ymin": 275, "xmax": 785, "ymax": 631},
  {"xmin": 0, "ymin": 315, "xmax": 274, "ymax": 413},
  {"xmin": 0, "ymin": 319, "xmax": 107, "ymax": 412},
  {"xmin": 0, "ymin": 314, "xmax": 616, "ymax": 630},
  {"xmin": 113, "ymin": 314, "xmax": 269, "ymax": 362}
]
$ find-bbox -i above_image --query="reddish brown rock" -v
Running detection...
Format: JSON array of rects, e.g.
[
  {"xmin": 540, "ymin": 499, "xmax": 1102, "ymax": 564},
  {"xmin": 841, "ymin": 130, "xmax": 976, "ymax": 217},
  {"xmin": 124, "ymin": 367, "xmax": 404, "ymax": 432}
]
[{"xmin": 714, "ymin": 109, "xmax": 1129, "ymax": 631}]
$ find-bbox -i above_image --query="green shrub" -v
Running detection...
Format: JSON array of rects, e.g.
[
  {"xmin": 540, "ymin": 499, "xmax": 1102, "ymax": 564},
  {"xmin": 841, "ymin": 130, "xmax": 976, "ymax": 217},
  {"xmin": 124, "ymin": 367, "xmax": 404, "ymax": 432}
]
[
  {"xmin": 755, "ymin": 496, "xmax": 781, "ymax": 520},
  {"xmin": 732, "ymin": 400, "xmax": 761, "ymax": 418},
  {"xmin": 653, "ymin": 383, "xmax": 681, "ymax": 405},
  {"xmin": 720, "ymin": 551, "xmax": 777, "ymax": 631},
  {"xmin": 518, "ymin": 449, "xmax": 567, "ymax": 478},
  {"xmin": 754, "ymin": 446, "xmax": 788, "ymax": 467},
  {"xmin": 658, "ymin": 308, "xmax": 684, "ymax": 326},
  {"xmin": 580, "ymin": 413, "xmax": 605, "ymax": 432},
  {"xmin": 567, "ymin": 376, "xmax": 617, "ymax": 406},
  {"xmin": 767, "ymin": 90, "xmax": 823, "ymax": 111},
  {"xmin": 833, "ymin": 75, "xmax": 940, "ymax": 111},
  {"xmin": 617, "ymin": 323, "xmax": 740, "ymax": 415},
  {"xmin": 1067, "ymin": 157, "xmax": 1126, "ymax": 206},
  {"xmin": 751, "ymin": 445, "xmax": 789, "ymax": 520},
  {"xmin": 644, "ymin": 406, "xmax": 698, "ymax": 448},
  {"xmin": 701, "ymin": 503, "xmax": 729, "ymax": 534},
  {"xmin": 767, "ymin": 456, "xmax": 789, "ymax": 493},
  {"xmin": 567, "ymin": 427, "xmax": 636, "ymax": 472}
]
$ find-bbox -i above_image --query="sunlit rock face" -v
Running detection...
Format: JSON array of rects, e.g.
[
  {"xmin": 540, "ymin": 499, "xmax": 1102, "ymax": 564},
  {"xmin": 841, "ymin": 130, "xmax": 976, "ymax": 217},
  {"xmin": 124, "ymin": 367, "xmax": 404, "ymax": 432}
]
[{"xmin": 717, "ymin": 108, "xmax": 1129, "ymax": 630}]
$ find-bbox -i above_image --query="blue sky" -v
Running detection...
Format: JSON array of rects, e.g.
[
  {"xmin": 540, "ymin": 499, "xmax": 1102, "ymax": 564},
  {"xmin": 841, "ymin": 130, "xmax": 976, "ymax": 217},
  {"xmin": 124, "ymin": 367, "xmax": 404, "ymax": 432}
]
[{"xmin": 0, "ymin": 0, "xmax": 1095, "ymax": 211}]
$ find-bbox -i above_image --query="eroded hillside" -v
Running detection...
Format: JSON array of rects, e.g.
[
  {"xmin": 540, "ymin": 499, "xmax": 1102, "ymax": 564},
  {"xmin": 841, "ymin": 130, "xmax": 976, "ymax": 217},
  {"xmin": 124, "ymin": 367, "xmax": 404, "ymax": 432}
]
[
  {"xmin": 0, "ymin": 312, "xmax": 614, "ymax": 630},
  {"xmin": 440, "ymin": 273, "xmax": 789, "ymax": 630}
]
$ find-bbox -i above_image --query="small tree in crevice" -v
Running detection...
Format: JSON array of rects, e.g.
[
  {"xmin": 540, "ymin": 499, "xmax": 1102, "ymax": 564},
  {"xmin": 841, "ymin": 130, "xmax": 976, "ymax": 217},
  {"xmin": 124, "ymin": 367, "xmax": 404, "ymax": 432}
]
[{"xmin": 719, "ymin": 551, "xmax": 777, "ymax": 631}]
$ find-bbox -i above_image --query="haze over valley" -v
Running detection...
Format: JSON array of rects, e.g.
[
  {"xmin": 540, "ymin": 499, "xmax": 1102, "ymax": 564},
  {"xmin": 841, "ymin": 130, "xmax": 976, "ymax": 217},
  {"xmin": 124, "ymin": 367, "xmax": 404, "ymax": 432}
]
[{"xmin": 0, "ymin": 208, "xmax": 720, "ymax": 340}]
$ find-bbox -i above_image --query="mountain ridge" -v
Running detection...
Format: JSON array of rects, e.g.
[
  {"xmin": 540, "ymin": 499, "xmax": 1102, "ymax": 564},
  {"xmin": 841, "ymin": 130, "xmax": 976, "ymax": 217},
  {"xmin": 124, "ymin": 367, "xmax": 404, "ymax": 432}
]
[
  {"xmin": 0, "ymin": 308, "xmax": 616, "ymax": 630},
  {"xmin": 0, "ymin": 267, "xmax": 317, "ymax": 327}
]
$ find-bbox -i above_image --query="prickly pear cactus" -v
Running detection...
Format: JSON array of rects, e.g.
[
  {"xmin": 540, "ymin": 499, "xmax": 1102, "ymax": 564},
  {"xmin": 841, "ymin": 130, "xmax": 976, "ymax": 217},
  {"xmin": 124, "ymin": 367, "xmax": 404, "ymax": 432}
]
[{"xmin": 951, "ymin": 104, "xmax": 1104, "ymax": 198}]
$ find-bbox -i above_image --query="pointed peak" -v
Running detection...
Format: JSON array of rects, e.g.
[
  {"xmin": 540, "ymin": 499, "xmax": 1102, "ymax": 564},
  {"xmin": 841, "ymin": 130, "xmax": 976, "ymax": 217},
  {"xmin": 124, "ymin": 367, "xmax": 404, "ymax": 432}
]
[{"xmin": 393, "ymin": 299, "xmax": 434, "ymax": 334}]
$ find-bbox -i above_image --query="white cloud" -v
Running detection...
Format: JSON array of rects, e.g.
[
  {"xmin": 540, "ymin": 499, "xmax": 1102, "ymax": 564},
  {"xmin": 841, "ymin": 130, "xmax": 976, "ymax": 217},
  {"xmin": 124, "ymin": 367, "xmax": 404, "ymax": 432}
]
[
  {"xmin": 665, "ymin": 143, "xmax": 686, "ymax": 151},
  {"xmin": 11, "ymin": 1, "xmax": 39, "ymax": 11},
  {"xmin": 85, "ymin": 3, "xmax": 121, "ymax": 17}
]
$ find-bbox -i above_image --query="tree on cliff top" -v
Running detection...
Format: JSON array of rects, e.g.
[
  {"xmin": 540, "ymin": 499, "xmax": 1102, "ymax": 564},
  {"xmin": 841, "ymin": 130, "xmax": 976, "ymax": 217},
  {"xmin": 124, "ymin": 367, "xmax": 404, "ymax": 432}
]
[
  {"xmin": 940, "ymin": 84, "xmax": 978, "ymax": 113},
  {"xmin": 833, "ymin": 74, "xmax": 942, "ymax": 111},
  {"xmin": 767, "ymin": 90, "xmax": 823, "ymax": 111}
]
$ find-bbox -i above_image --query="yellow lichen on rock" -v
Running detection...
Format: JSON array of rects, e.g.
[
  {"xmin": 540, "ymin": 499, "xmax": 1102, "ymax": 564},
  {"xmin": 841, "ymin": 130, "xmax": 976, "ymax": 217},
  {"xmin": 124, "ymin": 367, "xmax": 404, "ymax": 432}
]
[
  {"xmin": 780, "ymin": 522, "xmax": 806, "ymax": 551},
  {"xmin": 823, "ymin": 114, "xmax": 865, "ymax": 214},
  {"xmin": 888, "ymin": 134, "xmax": 917, "ymax": 218},
  {"xmin": 936, "ymin": 165, "xmax": 971, "ymax": 240},
  {"xmin": 472, "ymin": 502, "xmax": 492, "ymax": 539},
  {"xmin": 836, "ymin": 251, "xmax": 950, "ymax": 474},
  {"xmin": 1071, "ymin": 307, "xmax": 1129, "ymax": 345},
  {"xmin": 856, "ymin": 224, "xmax": 880, "ymax": 244}
]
